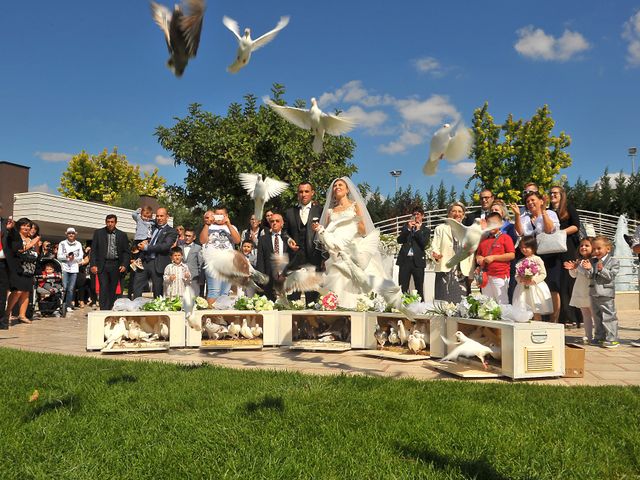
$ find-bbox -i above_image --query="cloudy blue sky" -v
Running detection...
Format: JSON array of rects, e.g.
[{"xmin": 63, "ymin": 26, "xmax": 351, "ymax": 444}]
[{"xmin": 2, "ymin": 1, "xmax": 640, "ymax": 197}]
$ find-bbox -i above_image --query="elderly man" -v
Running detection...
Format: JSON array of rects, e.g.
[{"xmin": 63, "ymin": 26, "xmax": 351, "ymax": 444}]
[
  {"xmin": 256, "ymin": 213, "xmax": 292, "ymax": 301},
  {"xmin": 133, "ymin": 208, "xmax": 178, "ymax": 298},
  {"xmin": 463, "ymin": 188, "xmax": 494, "ymax": 227},
  {"xmin": 90, "ymin": 215, "xmax": 130, "ymax": 310},
  {"xmin": 0, "ymin": 203, "xmax": 14, "ymax": 329}
]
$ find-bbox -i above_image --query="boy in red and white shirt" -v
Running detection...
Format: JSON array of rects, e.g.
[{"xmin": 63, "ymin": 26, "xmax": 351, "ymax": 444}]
[{"xmin": 475, "ymin": 212, "xmax": 515, "ymax": 304}]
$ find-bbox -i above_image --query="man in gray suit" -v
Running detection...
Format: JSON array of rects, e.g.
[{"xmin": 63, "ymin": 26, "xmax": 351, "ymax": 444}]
[{"xmin": 181, "ymin": 227, "xmax": 203, "ymax": 297}]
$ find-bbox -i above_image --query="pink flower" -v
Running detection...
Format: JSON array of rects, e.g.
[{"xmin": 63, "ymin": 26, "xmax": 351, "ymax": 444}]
[{"xmin": 321, "ymin": 292, "xmax": 338, "ymax": 310}]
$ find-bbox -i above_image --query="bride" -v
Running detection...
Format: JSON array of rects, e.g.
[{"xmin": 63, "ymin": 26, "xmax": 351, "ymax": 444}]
[{"xmin": 312, "ymin": 177, "xmax": 391, "ymax": 309}]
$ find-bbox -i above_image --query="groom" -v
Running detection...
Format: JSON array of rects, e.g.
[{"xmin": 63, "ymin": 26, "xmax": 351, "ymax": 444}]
[{"xmin": 284, "ymin": 181, "xmax": 323, "ymax": 304}]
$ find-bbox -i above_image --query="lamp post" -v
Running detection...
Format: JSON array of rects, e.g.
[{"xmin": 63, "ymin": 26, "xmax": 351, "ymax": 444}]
[
  {"xmin": 390, "ymin": 170, "xmax": 402, "ymax": 194},
  {"xmin": 629, "ymin": 147, "xmax": 637, "ymax": 176}
]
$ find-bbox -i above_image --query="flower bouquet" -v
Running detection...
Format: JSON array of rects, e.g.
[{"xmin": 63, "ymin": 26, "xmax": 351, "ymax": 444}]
[
  {"xmin": 457, "ymin": 293, "xmax": 501, "ymax": 320},
  {"xmin": 516, "ymin": 258, "xmax": 540, "ymax": 289},
  {"xmin": 234, "ymin": 294, "xmax": 275, "ymax": 311},
  {"xmin": 319, "ymin": 292, "xmax": 338, "ymax": 311},
  {"xmin": 402, "ymin": 290, "xmax": 422, "ymax": 306},
  {"xmin": 355, "ymin": 293, "xmax": 387, "ymax": 312}
]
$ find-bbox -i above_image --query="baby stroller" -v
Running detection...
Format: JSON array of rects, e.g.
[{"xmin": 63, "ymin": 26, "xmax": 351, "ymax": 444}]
[{"xmin": 33, "ymin": 258, "xmax": 67, "ymax": 318}]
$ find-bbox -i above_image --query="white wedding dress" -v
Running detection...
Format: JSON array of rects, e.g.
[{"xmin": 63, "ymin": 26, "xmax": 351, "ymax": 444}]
[{"xmin": 319, "ymin": 203, "xmax": 388, "ymax": 309}]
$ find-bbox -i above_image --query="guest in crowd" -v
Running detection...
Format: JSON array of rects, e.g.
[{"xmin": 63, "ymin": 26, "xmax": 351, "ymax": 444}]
[
  {"xmin": 241, "ymin": 214, "xmax": 262, "ymax": 249},
  {"xmin": 175, "ymin": 225, "xmax": 186, "ymax": 247},
  {"xmin": 512, "ymin": 235, "xmax": 553, "ymax": 320},
  {"xmin": 0, "ymin": 205, "xmax": 14, "ymax": 329},
  {"xmin": 475, "ymin": 212, "xmax": 515, "ymax": 304},
  {"xmin": 565, "ymin": 238, "xmax": 595, "ymax": 344},
  {"xmin": 463, "ymin": 188, "xmax": 494, "ymax": 227},
  {"xmin": 630, "ymin": 226, "xmax": 640, "ymax": 347},
  {"xmin": 256, "ymin": 213, "xmax": 291, "ymax": 301},
  {"xmin": 75, "ymin": 244, "xmax": 92, "ymax": 308},
  {"xmin": 549, "ymin": 185, "xmax": 581, "ymax": 326},
  {"xmin": 134, "ymin": 208, "xmax": 178, "ymax": 298},
  {"xmin": 284, "ymin": 181, "xmax": 323, "ymax": 304},
  {"xmin": 182, "ymin": 227, "xmax": 203, "ymax": 297},
  {"xmin": 490, "ymin": 200, "xmax": 518, "ymax": 245},
  {"xmin": 396, "ymin": 206, "xmax": 430, "ymax": 300},
  {"xmin": 199, "ymin": 206, "xmax": 240, "ymax": 304},
  {"xmin": 512, "ymin": 191, "xmax": 561, "ymax": 322},
  {"xmin": 57, "ymin": 227, "xmax": 84, "ymax": 311},
  {"xmin": 5, "ymin": 218, "xmax": 38, "ymax": 324},
  {"xmin": 431, "ymin": 202, "xmax": 472, "ymax": 303},
  {"xmin": 39, "ymin": 240, "xmax": 54, "ymax": 261},
  {"xmin": 91, "ymin": 214, "xmax": 130, "ymax": 310},
  {"xmin": 163, "ymin": 246, "xmax": 191, "ymax": 297}
]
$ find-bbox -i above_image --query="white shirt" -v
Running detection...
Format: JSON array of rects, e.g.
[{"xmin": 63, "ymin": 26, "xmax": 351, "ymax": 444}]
[
  {"xmin": 271, "ymin": 231, "xmax": 284, "ymax": 256},
  {"xmin": 299, "ymin": 203, "xmax": 312, "ymax": 225},
  {"xmin": 183, "ymin": 244, "xmax": 192, "ymax": 260},
  {"xmin": 520, "ymin": 210, "xmax": 560, "ymax": 236},
  {"xmin": 57, "ymin": 239, "xmax": 84, "ymax": 273}
]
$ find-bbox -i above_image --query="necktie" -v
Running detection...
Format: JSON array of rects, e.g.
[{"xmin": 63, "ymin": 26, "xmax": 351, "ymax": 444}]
[
  {"xmin": 150, "ymin": 226, "xmax": 163, "ymax": 246},
  {"xmin": 274, "ymin": 233, "xmax": 280, "ymax": 255}
]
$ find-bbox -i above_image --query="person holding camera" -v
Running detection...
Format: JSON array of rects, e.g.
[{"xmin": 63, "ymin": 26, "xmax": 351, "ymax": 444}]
[
  {"xmin": 396, "ymin": 206, "xmax": 430, "ymax": 301},
  {"xmin": 57, "ymin": 227, "xmax": 84, "ymax": 311},
  {"xmin": 199, "ymin": 205, "xmax": 241, "ymax": 304}
]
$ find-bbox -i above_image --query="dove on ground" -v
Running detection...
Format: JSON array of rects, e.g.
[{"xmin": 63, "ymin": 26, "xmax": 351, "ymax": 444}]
[
  {"xmin": 251, "ymin": 324, "xmax": 263, "ymax": 338},
  {"xmin": 204, "ymin": 318, "xmax": 225, "ymax": 339},
  {"xmin": 444, "ymin": 218, "xmax": 491, "ymax": 269},
  {"xmin": 374, "ymin": 324, "xmax": 387, "ymax": 348},
  {"xmin": 264, "ymin": 97, "xmax": 356, "ymax": 153},
  {"xmin": 151, "ymin": 0, "xmax": 206, "ymax": 77},
  {"xmin": 423, "ymin": 123, "xmax": 474, "ymax": 176},
  {"xmin": 126, "ymin": 319, "xmax": 153, "ymax": 342},
  {"xmin": 227, "ymin": 321, "xmax": 241, "ymax": 339},
  {"xmin": 240, "ymin": 318, "xmax": 254, "ymax": 339},
  {"xmin": 203, "ymin": 248, "xmax": 268, "ymax": 291},
  {"xmin": 440, "ymin": 331, "xmax": 494, "ymax": 369},
  {"xmin": 397, "ymin": 320, "xmax": 408, "ymax": 346},
  {"xmin": 412, "ymin": 330, "xmax": 427, "ymax": 350},
  {"xmin": 223, "ymin": 15, "xmax": 289, "ymax": 73},
  {"xmin": 239, "ymin": 173, "xmax": 289, "ymax": 222},
  {"xmin": 103, "ymin": 317, "xmax": 128, "ymax": 350},
  {"xmin": 407, "ymin": 334, "xmax": 425, "ymax": 354},
  {"xmin": 388, "ymin": 327, "xmax": 400, "ymax": 345}
]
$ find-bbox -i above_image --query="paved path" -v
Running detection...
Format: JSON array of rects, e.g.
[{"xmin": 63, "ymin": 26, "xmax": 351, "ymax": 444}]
[{"xmin": 1, "ymin": 307, "xmax": 639, "ymax": 386}]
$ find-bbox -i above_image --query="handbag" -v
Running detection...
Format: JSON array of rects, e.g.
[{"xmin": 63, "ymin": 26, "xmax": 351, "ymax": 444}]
[
  {"xmin": 536, "ymin": 230, "xmax": 567, "ymax": 255},
  {"xmin": 473, "ymin": 234, "xmax": 500, "ymax": 288}
]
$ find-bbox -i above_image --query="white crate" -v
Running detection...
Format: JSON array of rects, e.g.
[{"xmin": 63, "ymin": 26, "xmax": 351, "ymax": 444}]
[
  {"xmin": 278, "ymin": 310, "xmax": 368, "ymax": 349},
  {"xmin": 185, "ymin": 310, "xmax": 281, "ymax": 347},
  {"xmin": 87, "ymin": 311, "xmax": 186, "ymax": 351},
  {"xmin": 441, "ymin": 317, "xmax": 565, "ymax": 379},
  {"xmin": 365, "ymin": 312, "xmax": 447, "ymax": 357}
]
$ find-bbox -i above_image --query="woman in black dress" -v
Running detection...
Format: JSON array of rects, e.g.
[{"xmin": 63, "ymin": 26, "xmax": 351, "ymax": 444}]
[{"xmin": 5, "ymin": 218, "xmax": 39, "ymax": 324}]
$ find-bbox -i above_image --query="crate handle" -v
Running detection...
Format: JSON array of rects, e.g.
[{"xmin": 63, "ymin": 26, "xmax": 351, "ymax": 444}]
[{"xmin": 531, "ymin": 331, "xmax": 548, "ymax": 344}]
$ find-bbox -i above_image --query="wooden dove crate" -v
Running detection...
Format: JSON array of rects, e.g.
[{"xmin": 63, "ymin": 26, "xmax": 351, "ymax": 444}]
[
  {"xmin": 439, "ymin": 317, "xmax": 565, "ymax": 379},
  {"xmin": 86, "ymin": 311, "xmax": 186, "ymax": 352},
  {"xmin": 279, "ymin": 310, "xmax": 368, "ymax": 350},
  {"xmin": 363, "ymin": 313, "xmax": 447, "ymax": 358},
  {"xmin": 185, "ymin": 310, "xmax": 282, "ymax": 348}
]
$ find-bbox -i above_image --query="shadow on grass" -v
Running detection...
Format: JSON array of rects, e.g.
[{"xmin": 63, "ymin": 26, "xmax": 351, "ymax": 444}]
[
  {"xmin": 106, "ymin": 373, "xmax": 137, "ymax": 385},
  {"xmin": 24, "ymin": 394, "xmax": 81, "ymax": 422},
  {"xmin": 396, "ymin": 442, "xmax": 509, "ymax": 480},
  {"xmin": 245, "ymin": 395, "xmax": 285, "ymax": 414},
  {"xmin": 176, "ymin": 362, "xmax": 209, "ymax": 372}
]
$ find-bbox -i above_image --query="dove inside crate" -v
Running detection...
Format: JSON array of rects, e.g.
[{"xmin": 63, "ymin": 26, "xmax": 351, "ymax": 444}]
[
  {"xmin": 101, "ymin": 315, "xmax": 171, "ymax": 353},
  {"xmin": 200, "ymin": 313, "xmax": 263, "ymax": 350},
  {"xmin": 452, "ymin": 323, "xmax": 503, "ymax": 370},
  {"xmin": 290, "ymin": 313, "xmax": 351, "ymax": 351},
  {"xmin": 374, "ymin": 316, "xmax": 431, "ymax": 356}
]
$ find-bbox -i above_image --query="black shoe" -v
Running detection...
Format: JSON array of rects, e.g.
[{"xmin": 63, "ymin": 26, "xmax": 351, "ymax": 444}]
[{"xmin": 0, "ymin": 322, "xmax": 9, "ymax": 330}]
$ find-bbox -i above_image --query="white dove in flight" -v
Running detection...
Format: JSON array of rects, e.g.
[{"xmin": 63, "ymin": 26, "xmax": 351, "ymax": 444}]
[
  {"xmin": 239, "ymin": 173, "xmax": 289, "ymax": 222},
  {"xmin": 264, "ymin": 97, "xmax": 356, "ymax": 153},
  {"xmin": 423, "ymin": 123, "xmax": 474, "ymax": 176},
  {"xmin": 440, "ymin": 331, "xmax": 494, "ymax": 369},
  {"xmin": 444, "ymin": 218, "xmax": 491, "ymax": 269},
  {"xmin": 222, "ymin": 15, "xmax": 290, "ymax": 73},
  {"xmin": 151, "ymin": 0, "xmax": 206, "ymax": 77},
  {"xmin": 203, "ymin": 248, "xmax": 269, "ymax": 291}
]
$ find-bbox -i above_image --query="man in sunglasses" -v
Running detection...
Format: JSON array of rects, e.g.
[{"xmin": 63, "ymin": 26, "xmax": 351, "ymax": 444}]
[{"xmin": 463, "ymin": 188, "xmax": 494, "ymax": 227}]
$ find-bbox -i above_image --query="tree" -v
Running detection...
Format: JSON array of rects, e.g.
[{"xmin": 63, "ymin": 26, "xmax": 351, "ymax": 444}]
[
  {"xmin": 59, "ymin": 148, "xmax": 166, "ymax": 204},
  {"xmin": 155, "ymin": 84, "xmax": 357, "ymax": 221},
  {"xmin": 468, "ymin": 103, "xmax": 572, "ymax": 203}
]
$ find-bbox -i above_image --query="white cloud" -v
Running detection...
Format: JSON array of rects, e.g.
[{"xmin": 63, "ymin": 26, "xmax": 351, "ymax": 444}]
[
  {"xmin": 447, "ymin": 161, "xmax": 476, "ymax": 178},
  {"xmin": 137, "ymin": 163, "xmax": 158, "ymax": 173},
  {"xmin": 395, "ymin": 95, "xmax": 460, "ymax": 126},
  {"xmin": 378, "ymin": 130, "xmax": 425, "ymax": 154},
  {"xmin": 155, "ymin": 154, "xmax": 174, "ymax": 166},
  {"xmin": 342, "ymin": 105, "xmax": 388, "ymax": 131},
  {"xmin": 413, "ymin": 56, "xmax": 443, "ymax": 76},
  {"xmin": 34, "ymin": 151, "xmax": 73, "ymax": 162},
  {"xmin": 514, "ymin": 26, "xmax": 590, "ymax": 61},
  {"xmin": 319, "ymin": 80, "xmax": 395, "ymax": 109},
  {"xmin": 623, "ymin": 11, "xmax": 640, "ymax": 67},
  {"xmin": 30, "ymin": 183, "xmax": 57, "ymax": 194}
]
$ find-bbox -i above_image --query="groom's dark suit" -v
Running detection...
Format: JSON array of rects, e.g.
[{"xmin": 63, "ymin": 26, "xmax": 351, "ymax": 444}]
[{"xmin": 284, "ymin": 202, "xmax": 323, "ymax": 303}]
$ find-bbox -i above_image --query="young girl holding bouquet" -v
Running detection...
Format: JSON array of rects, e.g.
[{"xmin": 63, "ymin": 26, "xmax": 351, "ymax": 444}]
[
  {"xmin": 564, "ymin": 238, "xmax": 594, "ymax": 344},
  {"xmin": 512, "ymin": 236, "xmax": 553, "ymax": 320}
]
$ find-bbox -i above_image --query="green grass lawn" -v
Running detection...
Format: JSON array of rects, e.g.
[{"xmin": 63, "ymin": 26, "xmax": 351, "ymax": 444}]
[{"xmin": 0, "ymin": 348, "xmax": 638, "ymax": 480}]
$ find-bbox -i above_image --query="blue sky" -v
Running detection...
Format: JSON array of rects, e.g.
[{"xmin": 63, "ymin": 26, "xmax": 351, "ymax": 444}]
[{"xmin": 2, "ymin": 0, "xmax": 640, "ymax": 198}]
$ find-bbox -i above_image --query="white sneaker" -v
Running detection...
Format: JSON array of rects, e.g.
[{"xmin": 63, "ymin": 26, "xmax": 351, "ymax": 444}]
[
  {"xmin": 631, "ymin": 339, "xmax": 640, "ymax": 348},
  {"xmin": 67, "ymin": 306, "xmax": 73, "ymax": 311}
]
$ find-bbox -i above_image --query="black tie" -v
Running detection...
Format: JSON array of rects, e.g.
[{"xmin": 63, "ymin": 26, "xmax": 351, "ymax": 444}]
[{"xmin": 274, "ymin": 233, "xmax": 280, "ymax": 255}]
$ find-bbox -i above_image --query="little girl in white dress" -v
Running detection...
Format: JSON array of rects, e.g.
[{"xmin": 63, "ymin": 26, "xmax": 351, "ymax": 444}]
[
  {"xmin": 512, "ymin": 236, "xmax": 553, "ymax": 320},
  {"xmin": 565, "ymin": 238, "xmax": 594, "ymax": 343}
]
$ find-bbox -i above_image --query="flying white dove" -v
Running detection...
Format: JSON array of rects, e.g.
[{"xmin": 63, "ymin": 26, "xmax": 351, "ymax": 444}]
[
  {"xmin": 423, "ymin": 123, "xmax": 474, "ymax": 176},
  {"xmin": 103, "ymin": 317, "xmax": 128, "ymax": 350},
  {"xmin": 203, "ymin": 248, "xmax": 268, "ymax": 291},
  {"xmin": 227, "ymin": 321, "xmax": 241, "ymax": 339},
  {"xmin": 182, "ymin": 285, "xmax": 198, "ymax": 330},
  {"xmin": 271, "ymin": 254, "xmax": 323, "ymax": 305},
  {"xmin": 397, "ymin": 320, "xmax": 408, "ymax": 346},
  {"xmin": 440, "ymin": 331, "xmax": 494, "ymax": 369},
  {"xmin": 240, "ymin": 318, "xmax": 254, "ymax": 339},
  {"xmin": 264, "ymin": 97, "xmax": 356, "ymax": 153},
  {"xmin": 151, "ymin": 0, "xmax": 206, "ymax": 77},
  {"xmin": 239, "ymin": 173, "xmax": 289, "ymax": 222},
  {"xmin": 222, "ymin": 15, "xmax": 289, "ymax": 73},
  {"xmin": 251, "ymin": 324, "xmax": 263, "ymax": 338},
  {"xmin": 444, "ymin": 218, "xmax": 491, "ymax": 269}
]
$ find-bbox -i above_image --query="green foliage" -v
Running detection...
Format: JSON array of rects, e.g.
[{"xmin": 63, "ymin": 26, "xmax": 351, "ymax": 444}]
[
  {"xmin": 154, "ymin": 84, "xmax": 357, "ymax": 221},
  {"xmin": 566, "ymin": 170, "xmax": 640, "ymax": 219},
  {"xmin": 469, "ymin": 103, "xmax": 572, "ymax": 203},
  {"xmin": 58, "ymin": 148, "xmax": 166, "ymax": 204}
]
